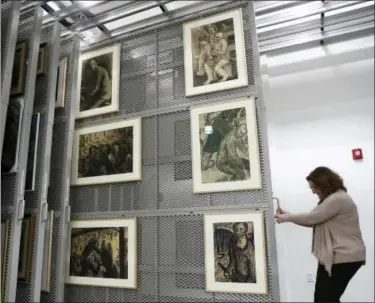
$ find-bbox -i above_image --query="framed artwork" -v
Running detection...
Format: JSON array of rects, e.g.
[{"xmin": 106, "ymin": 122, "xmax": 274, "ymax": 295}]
[
  {"xmin": 190, "ymin": 97, "xmax": 261, "ymax": 193},
  {"xmin": 183, "ymin": 9, "xmax": 248, "ymax": 96},
  {"xmin": 37, "ymin": 43, "xmax": 48, "ymax": 76},
  {"xmin": 41, "ymin": 211, "xmax": 54, "ymax": 292},
  {"xmin": 55, "ymin": 57, "xmax": 68, "ymax": 108},
  {"xmin": 25, "ymin": 113, "xmax": 40, "ymax": 191},
  {"xmin": 66, "ymin": 218, "xmax": 137, "ymax": 289},
  {"xmin": 1, "ymin": 98, "xmax": 24, "ymax": 174},
  {"xmin": 71, "ymin": 118, "xmax": 141, "ymax": 186},
  {"xmin": 11, "ymin": 40, "xmax": 27, "ymax": 96},
  {"xmin": 18, "ymin": 215, "xmax": 35, "ymax": 282},
  {"xmin": 75, "ymin": 44, "xmax": 121, "ymax": 119},
  {"xmin": 1, "ymin": 220, "xmax": 10, "ymax": 299},
  {"xmin": 204, "ymin": 212, "xmax": 268, "ymax": 294}
]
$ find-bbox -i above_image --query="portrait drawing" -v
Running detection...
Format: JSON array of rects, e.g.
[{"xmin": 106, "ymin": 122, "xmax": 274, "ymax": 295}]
[
  {"xmin": 190, "ymin": 98, "xmax": 261, "ymax": 193},
  {"xmin": 204, "ymin": 212, "xmax": 268, "ymax": 294},
  {"xmin": 11, "ymin": 40, "xmax": 27, "ymax": 96},
  {"xmin": 76, "ymin": 44, "xmax": 121, "ymax": 119},
  {"xmin": 214, "ymin": 222, "xmax": 256, "ymax": 283},
  {"xmin": 66, "ymin": 219, "xmax": 137, "ymax": 288},
  {"xmin": 71, "ymin": 118, "xmax": 141, "ymax": 186},
  {"xmin": 183, "ymin": 9, "xmax": 248, "ymax": 96}
]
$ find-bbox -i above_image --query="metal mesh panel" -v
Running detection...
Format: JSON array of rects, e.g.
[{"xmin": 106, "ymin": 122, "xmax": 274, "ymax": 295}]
[
  {"xmin": 15, "ymin": 211, "xmax": 38, "ymax": 302},
  {"xmin": 55, "ymin": 2, "xmax": 277, "ymax": 302},
  {"xmin": 1, "ymin": 2, "xmax": 11, "ymax": 78},
  {"xmin": 40, "ymin": 213, "xmax": 61, "ymax": 303},
  {"xmin": 15, "ymin": 21, "xmax": 55, "ymax": 303},
  {"xmin": 40, "ymin": 37, "xmax": 75, "ymax": 303}
]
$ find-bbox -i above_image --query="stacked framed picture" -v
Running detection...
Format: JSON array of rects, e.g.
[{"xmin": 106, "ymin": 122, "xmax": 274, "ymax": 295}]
[
  {"xmin": 1, "ymin": 98, "xmax": 24, "ymax": 174},
  {"xmin": 25, "ymin": 113, "xmax": 40, "ymax": 191},
  {"xmin": 190, "ymin": 97, "xmax": 261, "ymax": 193},
  {"xmin": 37, "ymin": 43, "xmax": 48, "ymax": 77},
  {"xmin": 11, "ymin": 40, "xmax": 27, "ymax": 96},
  {"xmin": 18, "ymin": 215, "xmax": 35, "ymax": 283},
  {"xmin": 75, "ymin": 44, "xmax": 121, "ymax": 119},
  {"xmin": 66, "ymin": 218, "xmax": 137, "ymax": 289},
  {"xmin": 41, "ymin": 211, "xmax": 54, "ymax": 292},
  {"xmin": 183, "ymin": 9, "xmax": 248, "ymax": 96},
  {"xmin": 55, "ymin": 57, "xmax": 68, "ymax": 108},
  {"xmin": 204, "ymin": 212, "xmax": 268, "ymax": 294},
  {"xmin": 71, "ymin": 118, "xmax": 142, "ymax": 186}
]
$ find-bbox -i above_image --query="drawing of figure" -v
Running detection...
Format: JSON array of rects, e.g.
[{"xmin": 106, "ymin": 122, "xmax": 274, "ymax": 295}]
[
  {"xmin": 212, "ymin": 32, "xmax": 232, "ymax": 82},
  {"xmin": 80, "ymin": 58, "xmax": 112, "ymax": 111},
  {"xmin": 216, "ymin": 119, "xmax": 249, "ymax": 181},
  {"xmin": 200, "ymin": 110, "xmax": 233, "ymax": 171},
  {"xmin": 219, "ymin": 222, "xmax": 256, "ymax": 283}
]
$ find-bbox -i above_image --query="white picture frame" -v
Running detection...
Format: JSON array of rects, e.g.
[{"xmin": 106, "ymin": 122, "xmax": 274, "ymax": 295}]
[
  {"xmin": 190, "ymin": 97, "xmax": 261, "ymax": 193},
  {"xmin": 75, "ymin": 44, "xmax": 121, "ymax": 119},
  {"xmin": 71, "ymin": 118, "xmax": 142, "ymax": 186},
  {"xmin": 55, "ymin": 57, "xmax": 68, "ymax": 108},
  {"xmin": 204, "ymin": 212, "xmax": 268, "ymax": 294},
  {"xmin": 66, "ymin": 218, "xmax": 137, "ymax": 289},
  {"xmin": 183, "ymin": 9, "xmax": 248, "ymax": 96},
  {"xmin": 41, "ymin": 211, "xmax": 54, "ymax": 292},
  {"xmin": 25, "ymin": 113, "xmax": 40, "ymax": 191}
]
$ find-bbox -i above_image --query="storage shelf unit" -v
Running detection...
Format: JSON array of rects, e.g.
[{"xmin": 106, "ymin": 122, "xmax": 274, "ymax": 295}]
[{"xmin": 1, "ymin": 1, "xmax": 374, "ymax": 303}]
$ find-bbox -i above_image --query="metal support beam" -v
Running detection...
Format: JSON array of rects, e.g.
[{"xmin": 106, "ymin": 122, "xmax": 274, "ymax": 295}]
[
  {"xmin": 80, "ymin": 0, "xmax": 234, "ymax": 49},
  {"xmin": 42, "ymin": 0, "xmax": 109, "ymax": 26},
  {"xmin": 256, "ymin": 0, "xmax": 363, "ymax": 29},
  {"xmin": 54, "ymin": 34, "xmax": 80, "ymax": 302},
  {"xmin": 259, "ymin": 22, "xmax": 374, "ymax": 53},
  {"xmin": 5, "ymin": 7, "xmax": 43, "ymax": 302},
  {"xmin": 20, "ymin": 1, "xmax": 48, "ymax": 15},
  {"xmin": 1, "ymin": 1, "xmax": 21, "ymax": 160},
  {"xmin": 247, "ymin": 1, "xmax": 281, "ymax": 301},
  {"xmin": 30, "ymin": 21, "xmax": 61, "ymax": 302},
  {"xmin": 68, "ymin": 0, "xmax": 171, "ymax": 32}
]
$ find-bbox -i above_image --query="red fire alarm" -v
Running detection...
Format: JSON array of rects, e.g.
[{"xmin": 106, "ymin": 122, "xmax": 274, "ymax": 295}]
[{"xmin": 352, "ymin": 148, "xmax": 363, "ymax": 160}]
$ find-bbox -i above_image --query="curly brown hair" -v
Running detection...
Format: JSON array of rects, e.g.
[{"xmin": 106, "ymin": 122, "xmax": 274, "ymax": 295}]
[{"xmin": 306, "ymin": 166, "xmax": 347, "ymax": 199}]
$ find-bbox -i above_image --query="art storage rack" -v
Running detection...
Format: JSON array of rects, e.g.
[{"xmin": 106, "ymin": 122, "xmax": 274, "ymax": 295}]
[{"xmin": 2, "ymin": 0, "xmax": 371, "ymax": 302}]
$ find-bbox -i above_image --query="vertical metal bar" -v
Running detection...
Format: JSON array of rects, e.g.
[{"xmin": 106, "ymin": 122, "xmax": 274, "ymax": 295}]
[
  {"xmin": 5, "ymin": 7, "xmax": 43, "ymax": 303},
  {"xmin": 0, "ymin": 1, "xmax": 21, "ymax": 161},
  {"xmin": 247, "ymin": 1, "xmax": 281, "ymax": 301},
  {"xmin": 55, "ymin": 35, "xmax": 80, "ymax": 302},
  {"xmin": 154, "ymin": 28, "xmax": 160, "ymax": 303},
  {"xmin": 30, "ymin": 21, "xmax": 61, "ymax": 302}
]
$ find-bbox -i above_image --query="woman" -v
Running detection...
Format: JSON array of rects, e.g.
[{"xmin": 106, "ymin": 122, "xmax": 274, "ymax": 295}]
[{"xmin": 275, "ymin": 166, "xmax": 366, "ymax": 302}]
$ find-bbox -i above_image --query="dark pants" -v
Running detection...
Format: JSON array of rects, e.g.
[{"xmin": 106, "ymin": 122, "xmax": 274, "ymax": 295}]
[{"xmin": 314, "ymin": 261, "xmax": 364, "ymax": 302}]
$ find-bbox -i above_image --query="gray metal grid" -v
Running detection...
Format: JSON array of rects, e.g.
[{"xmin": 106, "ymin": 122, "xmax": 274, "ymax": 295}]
[
  {"xmin": 1, "ymin": 1, "xmax": 11, "ymax": 78},
  {"xmin": 15, "ymin": 210, "xmax": 38, "ymax": 302},
  {"xmin": 41, "ymin": 35, "xmax": 78, "ymax": 303},
  {"xmin": 61, "ymin": 2, "xmax": 278, "ymax": 303},
  {"xmin": 66, "ymin": 211, "xmax": 274, "ymax": 303},
  {"xmin": 1, "ymin": 7, "xmax": 43, "ymax": 302},
  {"xmin": 40, "ymin": 213, "xmax": 61, "ymax": 303}
]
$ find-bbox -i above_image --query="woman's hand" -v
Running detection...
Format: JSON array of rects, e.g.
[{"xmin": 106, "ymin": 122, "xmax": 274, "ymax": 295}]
[
  {"xmin": 274, "ymin": 213, "xmax": 288, "ymax": 224},
  {"xmin": 275, "ymin": 199, "xmax": 287, "ymax": 214}
]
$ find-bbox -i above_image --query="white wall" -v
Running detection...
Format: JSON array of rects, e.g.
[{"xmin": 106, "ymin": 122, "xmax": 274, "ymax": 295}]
[{"xmin": 264, "ymin": 35, "xmax": 374, "ymax": 302}]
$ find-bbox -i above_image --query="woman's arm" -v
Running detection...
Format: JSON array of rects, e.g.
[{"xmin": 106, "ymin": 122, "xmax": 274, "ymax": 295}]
[
  {"xmin": 280, "ymin": 211, "xmax": 312, "ymax": 228},
  {"xmin": 283, "ymin": 194, "xmax": 343, "ymax": 226}
]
